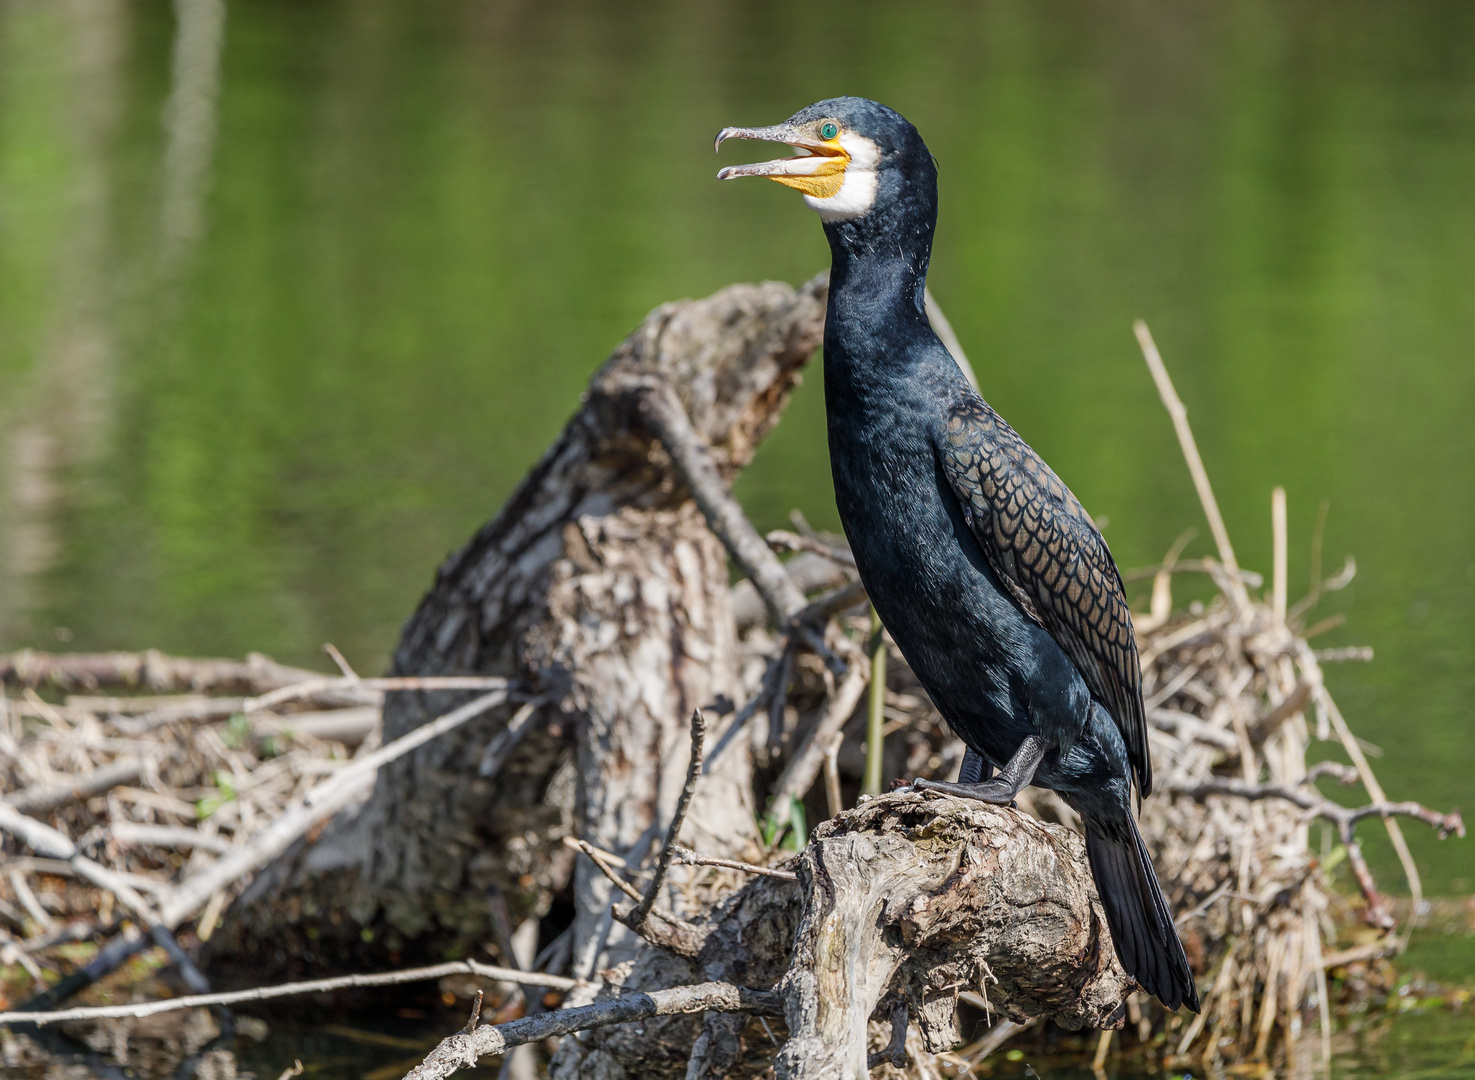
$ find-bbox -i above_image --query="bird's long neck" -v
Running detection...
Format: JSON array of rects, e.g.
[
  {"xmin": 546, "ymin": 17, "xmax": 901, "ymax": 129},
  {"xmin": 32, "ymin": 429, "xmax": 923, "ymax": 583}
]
[
  {"xmin": 823, "ymin": 205, "xmax": 934, "ymax": 339},
  {"xmin": 821, "ymin": 192, "xmax": 946, "ymax": 400}
]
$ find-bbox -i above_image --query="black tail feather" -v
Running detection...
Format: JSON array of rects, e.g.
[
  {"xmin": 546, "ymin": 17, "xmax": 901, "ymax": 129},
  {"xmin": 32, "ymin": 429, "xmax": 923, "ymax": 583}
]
[{"xmin": 1085, "ymin": 816, "xmax": 1200, "ymax": 1012}]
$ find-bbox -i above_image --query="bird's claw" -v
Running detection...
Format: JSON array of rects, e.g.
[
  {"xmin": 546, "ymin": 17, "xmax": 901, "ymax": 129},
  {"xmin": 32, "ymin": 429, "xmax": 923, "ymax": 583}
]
[{"xmin": 913, "ymin": 777, "xmax": 1020, "ymax": 807}]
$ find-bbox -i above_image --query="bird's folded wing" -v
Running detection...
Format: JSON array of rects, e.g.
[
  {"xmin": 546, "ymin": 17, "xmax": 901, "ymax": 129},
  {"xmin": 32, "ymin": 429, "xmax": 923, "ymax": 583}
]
[{"xmin": 937, "ymin": 394, "xmax": 1151, "ymax": 796}]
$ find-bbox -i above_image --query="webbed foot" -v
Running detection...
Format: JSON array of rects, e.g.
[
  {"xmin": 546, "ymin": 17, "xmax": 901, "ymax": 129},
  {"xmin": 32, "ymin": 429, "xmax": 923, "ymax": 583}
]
[
  {"xmin": 913, "ymin": 734, "xmax": 1045, "ymax": 808},
  {"xmin": 913, "ymin": 776, "xmax": 1020, "ymax": 805}
]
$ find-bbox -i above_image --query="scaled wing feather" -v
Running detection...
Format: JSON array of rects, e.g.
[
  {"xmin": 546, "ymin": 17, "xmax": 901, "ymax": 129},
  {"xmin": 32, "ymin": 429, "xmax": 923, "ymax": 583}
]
[{"xmin": 937, "ymin": 394, "xmax": 1151, "ymax": 796}]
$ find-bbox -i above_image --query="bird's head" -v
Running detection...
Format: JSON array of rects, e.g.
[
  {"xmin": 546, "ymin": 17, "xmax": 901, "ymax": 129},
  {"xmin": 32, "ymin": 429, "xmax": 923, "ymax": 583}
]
[{"xmin": 715, "ymin": 97, "xmax": 934, "ymax": 226}]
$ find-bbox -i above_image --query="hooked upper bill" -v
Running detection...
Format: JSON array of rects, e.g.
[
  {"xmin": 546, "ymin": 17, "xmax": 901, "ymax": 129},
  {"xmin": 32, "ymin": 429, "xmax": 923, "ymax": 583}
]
[
  {"xmin": 714, "ymin": 122, "xmax": 851, "ymax": 200},
  {"xmin": 716, "ymin": 113, "xmax": 882, "ymax": 221}
]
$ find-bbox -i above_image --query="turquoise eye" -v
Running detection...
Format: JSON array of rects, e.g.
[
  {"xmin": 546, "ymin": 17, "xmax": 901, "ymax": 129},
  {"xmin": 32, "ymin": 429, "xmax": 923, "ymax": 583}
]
[{"xmin": 820, "ymin": 122, "xmax": 839, "ymax": 140}]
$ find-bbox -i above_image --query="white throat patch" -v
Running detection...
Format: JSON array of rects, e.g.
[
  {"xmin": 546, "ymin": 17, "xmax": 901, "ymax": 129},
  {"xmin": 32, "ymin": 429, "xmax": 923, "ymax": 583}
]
[{"xmin": 803, "ymin": 132, "xmax": 880, "ymax": 222}]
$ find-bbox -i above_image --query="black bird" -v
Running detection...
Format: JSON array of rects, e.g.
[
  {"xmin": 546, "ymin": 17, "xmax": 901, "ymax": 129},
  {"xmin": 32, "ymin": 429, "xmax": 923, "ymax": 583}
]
[{"xmin": 717, "ymin": 97, "xmax": 1200, "ymax": 1012}]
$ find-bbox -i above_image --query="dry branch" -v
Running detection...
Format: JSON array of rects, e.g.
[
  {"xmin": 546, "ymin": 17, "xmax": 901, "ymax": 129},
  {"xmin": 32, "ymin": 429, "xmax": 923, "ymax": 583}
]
[
  {"xmin": 570, "ymin": 838, "xmax": 706, "ymax": 958},
  {"xmin": 0, "ymin": 650, "xmax": 323, "ymax": 694},
  {"xmin": 628, "ymin": 379, "xmax": 805, "ymax": 626},
  {"xmin": 4, "ymin": 757, "xmax": 145, "ymax": 813},
  {"xmin": 1134, "ymin": 321, "xmax": 1250, "ymax": 611},
  {"xmin": 121, "ymin": 674, "xmax": 506, "ymax": 731},
  {"xmin": 1166, "ymin": 777, "xmax": 1464, "ymax": 839},
  {"xmin": 672, "ymin": 846, "xmax": 797, "ymax": 882},
  {"xmin": 627, "ymin": 710, "xmax": 707, "ymax": 931},
  {"xmin": 407, "ymin": 981, "xmax": 784, "ymax": 1080},
  {"xmin": 0, "ymin": 960, "xmax": 579, "ymax": 1027}
]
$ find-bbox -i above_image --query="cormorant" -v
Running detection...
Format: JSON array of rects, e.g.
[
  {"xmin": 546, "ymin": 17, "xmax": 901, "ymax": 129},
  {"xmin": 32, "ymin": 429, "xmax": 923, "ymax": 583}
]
[{"xmin": 716, "ymin": 97, "xmax": 1200, "ymax": 1012}]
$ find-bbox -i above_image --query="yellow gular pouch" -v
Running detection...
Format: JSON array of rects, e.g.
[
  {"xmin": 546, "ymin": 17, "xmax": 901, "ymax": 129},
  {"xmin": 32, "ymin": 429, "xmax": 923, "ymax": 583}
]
[{"xmin": 769, "ymin": 149, "xmax": 849, "ymax": 199}]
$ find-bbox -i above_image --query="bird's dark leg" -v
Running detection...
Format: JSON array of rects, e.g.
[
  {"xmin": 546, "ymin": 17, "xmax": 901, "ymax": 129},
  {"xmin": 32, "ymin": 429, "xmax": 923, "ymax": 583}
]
[
  {"xmin": 915, "ymin": 735, "xmax": 1045, "ymax": 804},
  {"xmin": 957, "ymin": 747, "xmax": 992, "ymax": 785}
]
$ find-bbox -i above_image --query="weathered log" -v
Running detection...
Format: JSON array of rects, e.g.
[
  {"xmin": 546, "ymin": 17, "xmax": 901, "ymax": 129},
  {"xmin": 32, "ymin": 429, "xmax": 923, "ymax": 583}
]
[
  {"xmin": 205, "ymin": 276, "xmax": 828, "ymax": 981},
  {"xmin": 774, "ymin": 792, "xmax": 1130, "ymax": 1078},
  {"xmin": 529, "ymin": 792, "xmax": 1131, "ymax": 1080}
]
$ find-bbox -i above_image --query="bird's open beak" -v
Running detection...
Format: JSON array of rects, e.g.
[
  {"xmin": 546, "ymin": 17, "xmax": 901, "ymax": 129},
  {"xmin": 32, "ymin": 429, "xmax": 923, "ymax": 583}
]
[{"xmin": 715, "ymin": 122, "xmax": 850, "ymax": 200}]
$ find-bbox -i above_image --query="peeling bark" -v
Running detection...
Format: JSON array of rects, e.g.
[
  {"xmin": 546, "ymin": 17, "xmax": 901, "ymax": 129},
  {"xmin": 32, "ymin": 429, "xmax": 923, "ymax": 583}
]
[
  {"xmin": 775, "ymin": 792, "xmax": 1130, "ymax": 1079},
  {"xmin": 544, "ymin": 792, "xmax": 1131, "ymax": 1080}
]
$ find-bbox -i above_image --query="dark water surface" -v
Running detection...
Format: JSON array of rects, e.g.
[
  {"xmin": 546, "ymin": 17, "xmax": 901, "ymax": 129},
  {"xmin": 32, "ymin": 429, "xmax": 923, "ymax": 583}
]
[{"xmin": 1, "ymin": 0, "xmax": 1471, "ymax": 971}]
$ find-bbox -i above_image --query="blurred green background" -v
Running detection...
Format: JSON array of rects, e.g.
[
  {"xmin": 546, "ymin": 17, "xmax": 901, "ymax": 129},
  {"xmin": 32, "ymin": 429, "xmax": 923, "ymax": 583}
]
[{"xmin": 0, "ymin": 0, "xmax": 1471, "ymax": 899}]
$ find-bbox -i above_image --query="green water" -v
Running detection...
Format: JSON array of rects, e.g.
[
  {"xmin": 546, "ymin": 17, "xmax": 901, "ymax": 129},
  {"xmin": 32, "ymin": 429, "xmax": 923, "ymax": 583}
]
[{"xmin": 1, "ymin": 0, "xmax": 1471, "ymax": 899}]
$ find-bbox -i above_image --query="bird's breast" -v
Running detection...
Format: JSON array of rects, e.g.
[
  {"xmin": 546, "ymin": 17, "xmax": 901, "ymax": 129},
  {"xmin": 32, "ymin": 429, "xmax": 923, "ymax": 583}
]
[{"xmin": 824, "ymin": 373, "xmax": 1089, "ymax": 759}]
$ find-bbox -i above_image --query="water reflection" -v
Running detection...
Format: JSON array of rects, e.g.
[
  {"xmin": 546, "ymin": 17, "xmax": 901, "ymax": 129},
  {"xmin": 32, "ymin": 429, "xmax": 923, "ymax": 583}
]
[{"xmin": 0, "ymin": 1, "xmax": 1470, "ymax": 902}]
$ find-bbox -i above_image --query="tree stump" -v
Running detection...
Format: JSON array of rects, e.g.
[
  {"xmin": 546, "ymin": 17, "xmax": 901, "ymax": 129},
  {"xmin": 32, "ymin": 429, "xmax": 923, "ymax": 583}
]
[
  {"xmin": 546, "ymin": 792, "xmax": 1131, "ymax": 1080},
  {"xmin": 206, "ymin": 276, "xmax": 827, "ymax": 981}
]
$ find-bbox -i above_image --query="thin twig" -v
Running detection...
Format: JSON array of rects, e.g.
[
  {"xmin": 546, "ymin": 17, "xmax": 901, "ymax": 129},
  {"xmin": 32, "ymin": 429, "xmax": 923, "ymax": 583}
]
[
  {"xmin": 121, "ymin": 676, "xmax": 509, "ymax": 731},
  {"xmin": 795, "ymin": 580, "xmax": 868, "ymax": 624},
  {"xmin": 111, "ymin": 822, "xmax": 233, "ymax": 853},
  {"xmin": 7, "ymin": 871, "xmax": 55, "ymax": 933},
  {"xmin": 711, "ymin": 582, "xmax": 867, "ymax": 770},
  {"xmin": 628, "ymin": 378, "xmax": 805, "ymax": 625},
  {"xmin": 568, "ymin": 839, "xmax": 706, "ymax": 956},
  {"xmin": 1313, "ymin": 679, "xmax": 1425, "ymax": 936},
  {"xmin": 1092, "ymin": 1029, "xmax": 1112, "ymax": 1074},
  {"xmin": 0, "ymin": 650, "xmax": 323, "ymax": 694},
  {"xmin": 864, "ymin": 607, "xmax": 886, "ymax": 796},
  {"xmin": 629, "ymin": 710, "xmax": 705, "ymax": 930},
  {"xmin": 568, "ymin": 838, "xmax": 642, "ymax": 902},
  {"xmin": 302, "ymin": 688, "xmax": 511, "ymax": 808},
  {"xmin": 671, "ymin": 846, "xmax": 797, "ymax": 882},
  {"xmin": 0, "ymin": 960, "xmax": 579, "ymax": 1027},
  {"xmin": 684, "ymin": 1026, "xmax": 714, "ymax": 1080},
  {"xmin": 765, "ymin": 530, "xmax": 856, "ymax": 568},
  {"xmin": 957, "ymin": 1018, "xmax": 1035, "ymax": 1065},
  {"xmin": 766, "ymin": 648, "xmax": 795, "ymax": 752},
  {"xmin": 772, "ymin": 659, "xmax": 869, "ymax": 805},
  {"xmin": 1319, "ymin": 939, "xmax": 1398, "ymax": 969},
  {"xmin": 403, "ymin": 981, "xmax": 784, "ymax": 1080},
  {"xmin": 477, "ymin": 697, "xmax": 548, "ymax": 778},
  {"xmin": 822, "ymin": 732, "xmax": 844, "ymax": 819},
  {"xmin": 462, "ymin": 990, "xmax": 484, "ymax": 1034},
  {"xmin": 1175, "ymin": 881, "xmax": 1235, "ymax": 927},
  {"xmin": 323, "ymin": 643, "xmax": 358, "ymax": 679},
  {"xmin": 1164, "ymin": 777, "xmax": 1463, "ymax": 838},
  {"xmin": 705, "ymin": 639, "xmax": 795, "ymax": 767},
  {"xmin": 1134, "ymin": 321, "xmax": 1250, "ymax": 611},
  {"xmin": 248, "ymin": 676, "xmax": 510, "ymax": 716}
]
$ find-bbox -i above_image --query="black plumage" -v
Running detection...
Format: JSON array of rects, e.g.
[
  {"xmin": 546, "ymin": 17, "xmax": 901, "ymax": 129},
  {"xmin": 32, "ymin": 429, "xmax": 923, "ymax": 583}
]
[{"xmin": 718, "ymin": 96, "xmax": 1200, "ymax": 1012}]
